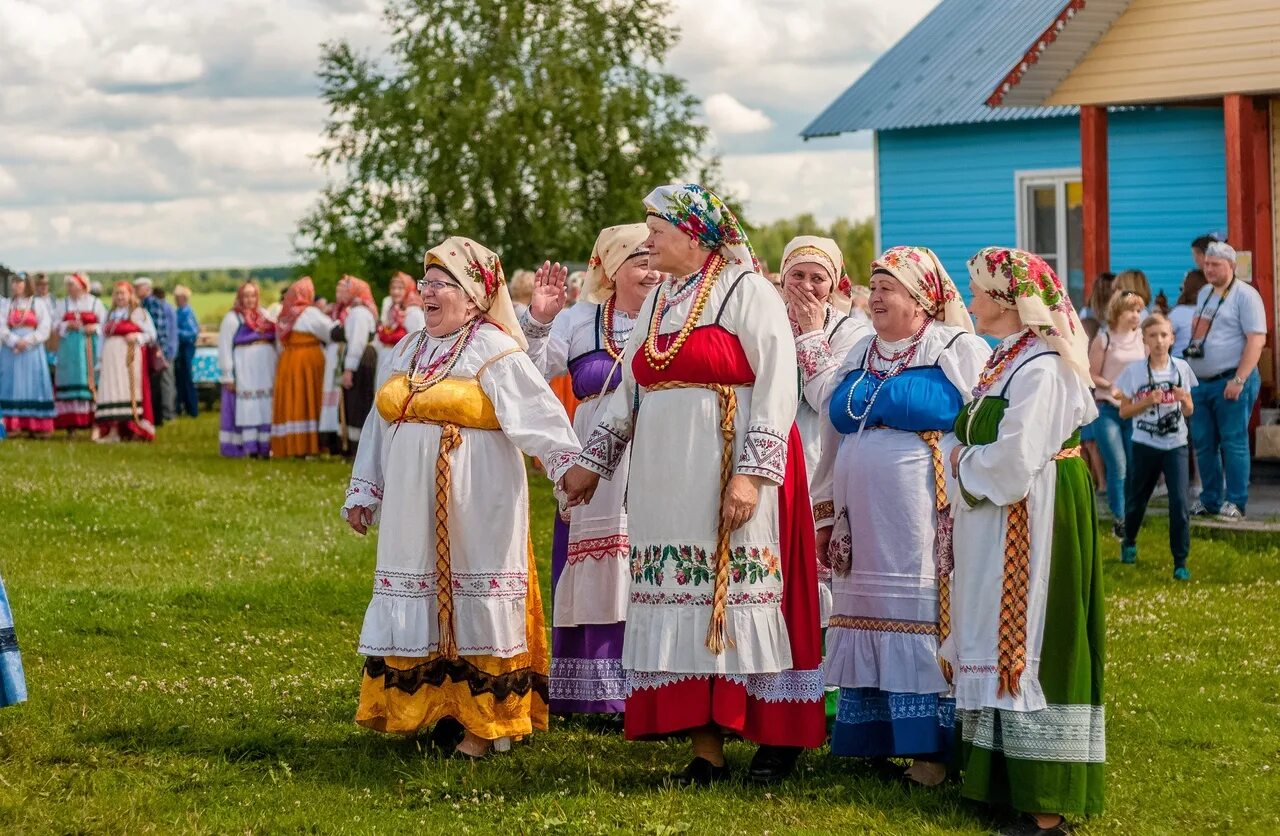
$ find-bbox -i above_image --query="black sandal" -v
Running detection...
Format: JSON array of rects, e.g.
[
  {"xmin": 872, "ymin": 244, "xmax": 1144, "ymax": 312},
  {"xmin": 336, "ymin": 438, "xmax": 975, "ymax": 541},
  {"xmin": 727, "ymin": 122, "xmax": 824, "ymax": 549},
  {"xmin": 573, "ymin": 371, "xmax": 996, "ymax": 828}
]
[{"xmin": 669, "ymin": 756, "xmax": 731, "ymax": 787}]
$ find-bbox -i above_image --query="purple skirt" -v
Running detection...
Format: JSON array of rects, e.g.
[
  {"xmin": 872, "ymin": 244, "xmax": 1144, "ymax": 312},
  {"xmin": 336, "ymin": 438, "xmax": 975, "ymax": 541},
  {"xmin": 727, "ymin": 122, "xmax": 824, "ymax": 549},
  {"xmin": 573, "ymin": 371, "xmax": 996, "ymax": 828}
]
[
  {"xmin": 219, "ymin": 388, "xmax": 271, "ymax": 458},
  {"xmin": 549, "ymin": 516, "xmax": 627, "ymax": 714}
]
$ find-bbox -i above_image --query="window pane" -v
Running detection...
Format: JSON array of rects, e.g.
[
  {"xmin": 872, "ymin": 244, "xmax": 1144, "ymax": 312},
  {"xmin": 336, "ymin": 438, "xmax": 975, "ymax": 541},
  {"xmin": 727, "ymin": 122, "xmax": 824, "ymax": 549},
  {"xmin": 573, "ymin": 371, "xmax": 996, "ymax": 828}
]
[
  {"xmin": 1064, "ymin": 181, "xmax": 1085, "ymax": 308},
  {"xmin": 1027, "ymin": 185, "xmax": 1058, "ymax": 257}
]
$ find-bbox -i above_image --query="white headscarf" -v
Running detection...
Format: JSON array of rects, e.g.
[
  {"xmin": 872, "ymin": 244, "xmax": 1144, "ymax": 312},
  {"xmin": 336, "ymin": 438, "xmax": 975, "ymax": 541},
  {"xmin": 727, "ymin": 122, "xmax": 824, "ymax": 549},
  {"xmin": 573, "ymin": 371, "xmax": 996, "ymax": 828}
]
[
  {"xmin": 424, "ymin": 237, "xmax": 526, "ymax": 350},
  {"xmin": 583, "ymin": 223, "xmax": 650, "ymax": 304},
  {"xmin": 781, "ymin": 235, "xmax": 852, "ymax": 312}
]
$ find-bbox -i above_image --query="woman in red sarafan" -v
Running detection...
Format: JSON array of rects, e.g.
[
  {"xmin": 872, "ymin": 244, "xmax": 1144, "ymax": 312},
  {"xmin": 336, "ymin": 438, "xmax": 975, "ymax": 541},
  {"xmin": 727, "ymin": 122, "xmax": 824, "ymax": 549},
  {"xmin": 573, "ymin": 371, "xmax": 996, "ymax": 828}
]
[
  {"xmin": 562, "ymin": 183, "xmax": 825, "ymax": 786},
  {"xmin": 95, "ymin": 281, "xmax": 158, "ymax": 443}
]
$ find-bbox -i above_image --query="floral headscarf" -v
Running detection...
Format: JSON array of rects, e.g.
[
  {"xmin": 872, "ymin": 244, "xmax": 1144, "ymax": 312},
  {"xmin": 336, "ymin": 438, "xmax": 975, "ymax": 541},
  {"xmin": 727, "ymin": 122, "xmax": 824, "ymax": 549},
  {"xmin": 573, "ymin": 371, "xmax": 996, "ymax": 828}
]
[
  {"xmin": 335, "ymin": 275, "xmax": 378, "ymax": 323},
  {"xmin": 871, "ymin": 246, "xmax": 973, "ymax": 332},
  {"xmin": 234, "ymin": 281, "xmax": 273, "ymax": 335},
  {"xmin": 781, "ymin": 235, "xmax": 852, "ymax": 312},
  {"xmin": 583, "ymin": 223, "xmax": 650, "ymax": 304},
  {"xmin": 643, "ymin": 183, "xmax": 758, "ymax": 269},
  {"xmin": 276, "ymin": 277, "xmax": 316, "ymax": 340},
  {"xmin": 424, "ymin": 236, "xmax": 526, "ymax": 350},
  {"xmin": 968, "ymin": 247, "xmax": 1090, "ymax": 385}
]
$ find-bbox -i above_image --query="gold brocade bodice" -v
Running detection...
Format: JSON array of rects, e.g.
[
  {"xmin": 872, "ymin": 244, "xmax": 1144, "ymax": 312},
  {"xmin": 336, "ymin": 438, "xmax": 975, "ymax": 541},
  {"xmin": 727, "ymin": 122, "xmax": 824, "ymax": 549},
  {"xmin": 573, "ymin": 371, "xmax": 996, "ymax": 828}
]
[{"xmin": 375, "ymin": 373, "xmax": 500, "ymax": 429}]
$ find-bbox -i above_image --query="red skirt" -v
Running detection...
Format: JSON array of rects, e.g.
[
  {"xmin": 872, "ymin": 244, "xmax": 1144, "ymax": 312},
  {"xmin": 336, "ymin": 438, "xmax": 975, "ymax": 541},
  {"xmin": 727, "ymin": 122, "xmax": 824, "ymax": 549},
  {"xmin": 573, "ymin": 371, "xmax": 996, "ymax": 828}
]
[{"xmin": 624, "ymin": 423, "xmax": 826, "ymax": 748}]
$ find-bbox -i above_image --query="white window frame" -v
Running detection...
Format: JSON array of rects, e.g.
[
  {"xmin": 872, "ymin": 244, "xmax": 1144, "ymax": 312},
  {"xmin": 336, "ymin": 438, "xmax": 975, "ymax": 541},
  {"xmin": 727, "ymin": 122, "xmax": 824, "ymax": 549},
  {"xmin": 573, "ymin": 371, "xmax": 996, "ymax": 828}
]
[{"xmin": 1014, "ymin": 168, "xmax": 1082, "ymax": 288}]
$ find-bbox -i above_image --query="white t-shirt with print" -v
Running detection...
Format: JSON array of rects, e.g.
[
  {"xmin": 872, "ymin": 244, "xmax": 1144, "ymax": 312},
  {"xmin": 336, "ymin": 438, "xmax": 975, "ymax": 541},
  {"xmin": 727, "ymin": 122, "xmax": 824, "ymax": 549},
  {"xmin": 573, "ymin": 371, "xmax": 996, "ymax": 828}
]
[{"xmin": 1115, "ymin": 356, "xmax": 1199, "ymax": 451}]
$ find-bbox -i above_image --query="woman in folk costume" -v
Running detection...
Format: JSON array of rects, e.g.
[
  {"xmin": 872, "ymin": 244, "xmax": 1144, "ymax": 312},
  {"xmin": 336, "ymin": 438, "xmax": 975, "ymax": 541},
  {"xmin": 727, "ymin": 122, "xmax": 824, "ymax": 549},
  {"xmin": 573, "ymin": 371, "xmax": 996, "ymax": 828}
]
[
  {"xmin": 218, "ymin": 282, "xmax": 278, "ymax": 458},
  {"xmin": 95, "ymin": 281, "xmax": 158, "ymax": 442},
  {"xmin": 561, "ymin": 184, "xmax": 825, "ymax": 786},
  {"xmin": 943, "ymin": 248, "xmax": 1103, "ymax": 835},
  {"xmin": 521, "ymin": 223, "xmax": 661, "ymax": 717},
  {"xmin": 0, "ymin": 274, "xmax": 57, "ymax": 437},
  {"xmin": 376, "ymin": 272, "xmax": 426, "ymax": 360},
  {"xmin": 53, "ymin": 273, "xmax": 106, "ymax": 433},
  {"xmin": 0, "ymin": 566, "xmax": 27, "ymax": 709},
  {"xmin": 807, "ymin": 246, "xmax": 989, "ymax": 785},
  {"xmin": 343, "ymin": 237, "xmax": 580, "ymax": 759},
  {"xmin": 271, "ymin": 278, "xmax": 335, "ymax": 458},
  {"xmin": 324, "ymin": 276, "xmax": 380, "ymax": 455}
]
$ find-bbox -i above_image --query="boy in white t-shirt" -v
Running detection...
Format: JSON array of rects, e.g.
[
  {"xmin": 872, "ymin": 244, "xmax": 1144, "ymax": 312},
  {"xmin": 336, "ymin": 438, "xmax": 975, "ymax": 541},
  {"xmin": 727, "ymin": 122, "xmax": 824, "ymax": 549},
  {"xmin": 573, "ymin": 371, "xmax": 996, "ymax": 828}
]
[{"xmin": 1116, "ymin": 314, "xmax": 1198, "ymax": 579}]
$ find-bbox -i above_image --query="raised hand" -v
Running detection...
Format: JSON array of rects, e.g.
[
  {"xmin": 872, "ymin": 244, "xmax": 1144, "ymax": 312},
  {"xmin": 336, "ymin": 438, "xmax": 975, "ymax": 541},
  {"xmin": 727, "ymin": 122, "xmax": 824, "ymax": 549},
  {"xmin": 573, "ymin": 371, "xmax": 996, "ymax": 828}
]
[{"xmin": 529, "ymin": 260, "xmax": 569, "ymax": 325}]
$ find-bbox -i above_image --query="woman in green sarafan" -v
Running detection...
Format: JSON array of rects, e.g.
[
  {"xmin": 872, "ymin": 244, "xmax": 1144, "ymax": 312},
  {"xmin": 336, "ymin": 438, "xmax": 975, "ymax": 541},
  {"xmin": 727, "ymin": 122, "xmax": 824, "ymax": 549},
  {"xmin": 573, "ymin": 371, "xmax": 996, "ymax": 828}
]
[{"xmin": 943, "ymin": 247, "xmax": 1104, "ymax": 836}]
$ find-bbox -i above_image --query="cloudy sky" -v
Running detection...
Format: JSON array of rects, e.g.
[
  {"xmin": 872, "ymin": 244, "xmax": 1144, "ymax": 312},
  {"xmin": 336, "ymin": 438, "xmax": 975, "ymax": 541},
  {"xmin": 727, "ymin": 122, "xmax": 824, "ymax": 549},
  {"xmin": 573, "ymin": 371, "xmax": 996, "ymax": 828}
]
[{"xmin": 0, "ymin": 0, "xmax": 939, "ymax": 270}]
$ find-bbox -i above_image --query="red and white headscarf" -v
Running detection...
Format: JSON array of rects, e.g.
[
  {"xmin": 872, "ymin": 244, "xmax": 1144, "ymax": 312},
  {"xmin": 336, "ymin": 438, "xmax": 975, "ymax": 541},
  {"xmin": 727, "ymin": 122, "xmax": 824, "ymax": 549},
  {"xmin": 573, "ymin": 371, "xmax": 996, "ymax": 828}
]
[
  {"xmin": 871, "ymin": 246, "xmax": 972, "ymax": 332},
  {"xmin": 335, "ymin": 275, "xmax": 378, "ymax": 323},
  {"xmin": 276, "ymin": 277, "xmax": 316, "ymax": 340},
  {"xmin": 64, "ymin": 273, "xmax": 90, "ymax": 293},
  {"xmin": 234, "ymin": 281, "xmax": 274, "ymax": 334},
  {"xmin": 386, "ymin": 272, "xmax": 424, "ymax": 326}
]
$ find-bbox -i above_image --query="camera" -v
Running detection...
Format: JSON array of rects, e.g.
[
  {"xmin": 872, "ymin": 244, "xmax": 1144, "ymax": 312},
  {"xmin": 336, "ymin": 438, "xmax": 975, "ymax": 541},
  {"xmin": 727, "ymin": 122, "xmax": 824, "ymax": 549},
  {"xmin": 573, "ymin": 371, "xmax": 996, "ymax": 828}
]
[{"xmin": 1182, "ymin": 340, "xmax": 1204, "ymax": 359}]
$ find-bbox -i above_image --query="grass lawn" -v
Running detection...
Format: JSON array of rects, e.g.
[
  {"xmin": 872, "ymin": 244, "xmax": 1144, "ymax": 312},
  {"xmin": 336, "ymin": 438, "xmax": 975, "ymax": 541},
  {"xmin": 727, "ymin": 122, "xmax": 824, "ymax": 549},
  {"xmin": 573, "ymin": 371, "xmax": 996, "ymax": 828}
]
[
  {"xmin": 189, "ymin": 285, "xmax": 288, "ymax": 329},
  {"xmin": 0, "ymin": 415, "xmax": 1277, "ymax": 833}
]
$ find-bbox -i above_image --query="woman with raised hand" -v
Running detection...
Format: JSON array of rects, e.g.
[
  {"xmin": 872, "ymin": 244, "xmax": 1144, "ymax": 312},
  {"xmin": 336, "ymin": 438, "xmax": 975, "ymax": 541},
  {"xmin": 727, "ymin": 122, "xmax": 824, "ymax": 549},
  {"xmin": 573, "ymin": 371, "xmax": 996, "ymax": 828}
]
[
  {"xmin": 217, "ymin": 282, "xmax": 278, "ymax": 458},
  {"xmin": 343, "ymin": 237, "xmax": 580, "ymax": 759},
  {"xmin": 945, "ymin": 247, "xmax": 1104, "ymax": 835},
  {"xmin": 95, "ymin": 282, "xmax": 158, "ymax": 443},
  {"xmin": 561, "ymin": 184, "xmax": 826, "ymax": 786},
  {"xmin": 807, "ymin": 246, "xmax": 989, "ymax": 785},
  {"xmin": 270, "ymin": 277, "xmax": 334, "ymax": 458},
  {"xmin": 521, "ymin": 223, "xmax": 660, "ymax": 719}
]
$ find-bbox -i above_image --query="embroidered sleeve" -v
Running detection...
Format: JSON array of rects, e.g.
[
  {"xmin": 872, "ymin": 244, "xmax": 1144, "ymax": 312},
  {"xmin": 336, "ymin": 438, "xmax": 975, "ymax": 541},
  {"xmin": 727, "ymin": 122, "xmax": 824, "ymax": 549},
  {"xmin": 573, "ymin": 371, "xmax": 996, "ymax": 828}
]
[
  {"xmin": 518, "ymin": 309, "xmax": 554, "ymax": 340},
  {"xmin": 812, "ymin": 500, "xmax": 835, "ymax": 525},
  {"xmin": 737, "ymin": 425, "xmax": 788, "ymax": 483},
  {"xmin": 795, "ymin": 330, "xmax": 837, "ymax": 383},
  {"xmin": 578, "ymin": 423, "xmax": 630, "ymax": 479}
]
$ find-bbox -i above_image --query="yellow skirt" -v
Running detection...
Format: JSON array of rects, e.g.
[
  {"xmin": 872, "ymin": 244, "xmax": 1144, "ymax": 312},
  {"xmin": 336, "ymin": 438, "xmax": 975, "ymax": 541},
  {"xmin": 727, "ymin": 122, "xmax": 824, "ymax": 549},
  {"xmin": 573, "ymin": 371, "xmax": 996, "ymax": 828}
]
[{"xmin": 356, "ymin": 542, "xmax": 549, "ymax": 740}]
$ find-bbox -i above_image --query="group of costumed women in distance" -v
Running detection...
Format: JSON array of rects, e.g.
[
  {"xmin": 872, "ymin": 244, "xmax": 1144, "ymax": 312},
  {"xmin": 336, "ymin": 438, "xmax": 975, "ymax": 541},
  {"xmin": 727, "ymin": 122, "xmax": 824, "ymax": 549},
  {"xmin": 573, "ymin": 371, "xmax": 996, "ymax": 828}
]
[
  {"xmin": 319, "ymin": 276, "xmax": 379, "ymax": 457},
  {"xmin": 342, "ymin": 237, "xmax": 580, "ymax": 758},
  {"xmin": 218, "ymin": 282, "xmax": 278, "ymax": 458},
  {"xmin": 53, "ymin": 272, "xmax": 107, "ymax": 434},
  {"xmin": 519, "ymin": 223, "xmax": 660, "ymax": 717},
  {"xmin": 96, "ymin": 282, "xmax": 159, "ymax": 443},
  {"xmin": 561, "ymin": 184, "xmax": 827, "ymax": 785},
  {"xmin": 0, "ymin": 274, "xmax": 56, "ymax": 437}
]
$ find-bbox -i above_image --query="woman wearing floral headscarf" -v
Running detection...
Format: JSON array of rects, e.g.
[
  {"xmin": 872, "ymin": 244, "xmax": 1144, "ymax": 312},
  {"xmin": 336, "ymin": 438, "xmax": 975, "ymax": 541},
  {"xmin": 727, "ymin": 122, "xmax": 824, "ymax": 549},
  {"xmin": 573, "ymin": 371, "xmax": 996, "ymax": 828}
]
[
  {"xmin": 520, "ymin": 223, "xmax": 659, "ymax": 718},
  {"xmin": 271, "ymin": 277, "xmax": 334, "ymax": 458},
  {"xmin": 806, "ymin": 246, "xmax": 989, "ymax": 785},
  {"xmin": 942, "ymin": 248, "xmax": 1103, "ymax": 835},
  {"xmin": 561, "ymin": 184, "xmax": 825, "ymax": 785},
  {"xmin": 218, "ymin": 282, "xmax": 278, "ymax": 458},
  {"xmin": 343, "ymin": 236, "xmax": 580, "ymax": 759},
  {"xmin": 376, "ymin": 272, "xmax": 426, "ymax": 360}
]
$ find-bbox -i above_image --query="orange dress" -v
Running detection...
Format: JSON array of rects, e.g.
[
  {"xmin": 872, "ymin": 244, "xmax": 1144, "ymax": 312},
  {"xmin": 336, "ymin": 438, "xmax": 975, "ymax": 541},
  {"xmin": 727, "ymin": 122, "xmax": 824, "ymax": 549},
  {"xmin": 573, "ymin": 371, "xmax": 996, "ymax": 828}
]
[{"xmin": 271, "ymin": 331, "xmax": 326, "ymax": 457}]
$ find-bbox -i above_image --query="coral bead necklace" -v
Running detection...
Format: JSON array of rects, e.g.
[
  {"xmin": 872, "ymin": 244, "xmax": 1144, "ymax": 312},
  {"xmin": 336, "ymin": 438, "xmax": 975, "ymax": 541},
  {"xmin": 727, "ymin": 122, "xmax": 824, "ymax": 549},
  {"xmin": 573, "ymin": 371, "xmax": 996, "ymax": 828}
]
[{"xmin": 643, "ymin": 252, "xmax": 727, "ymax": 371}]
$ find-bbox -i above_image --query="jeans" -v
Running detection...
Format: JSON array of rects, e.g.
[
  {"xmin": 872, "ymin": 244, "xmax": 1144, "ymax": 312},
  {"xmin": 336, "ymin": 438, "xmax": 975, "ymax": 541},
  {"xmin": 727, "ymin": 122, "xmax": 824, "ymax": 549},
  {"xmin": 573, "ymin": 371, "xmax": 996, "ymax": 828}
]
[
  {"xmin": 1092, "ymin": 401, "xmax": 1132, "ymax": 519},
  {"xmin": 175, "ymin": 339, "xmax": 199, "ymax": 417},
  {"xmin": 1124, "ymin": 443, "xmax": 1190, "ymax": 568},
  {"xmin": 1191, "ymin": 369, "xmax": 1261, "ymax": 512}
]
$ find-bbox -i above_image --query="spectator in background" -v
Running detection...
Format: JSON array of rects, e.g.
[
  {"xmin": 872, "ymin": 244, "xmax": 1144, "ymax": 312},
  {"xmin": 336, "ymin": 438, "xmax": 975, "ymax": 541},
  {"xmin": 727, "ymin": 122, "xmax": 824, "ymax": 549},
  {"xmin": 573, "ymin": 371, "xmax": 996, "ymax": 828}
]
[
  {"xmin": 1190, "ymin": 233, "xmax": 1219, "ymax": 271},
  {"xmin": 508, "ymin": 269, "xmax": 535, "ymax": 320},
  {"xmin": 847, "ymin": 284, "xmax": 871, "ymax": 324},
  {"xmin": 134, "ymin": 278, "xmax": 178, "ymax": 426},
  {"xmin": 1169, "ymin": 269, "xmax": 1208, "ymax": 358},
  {"xmin": 173, "ymin": 285, "xmax": 200, "ymax": 418},
  {"xmin": 1078, "ymin": 272, "xmax": 1116, "ymax": 490},
  {"xmin": 1088, "ymin": 290, "xmax": 1147, "ymax": 536},
  {"xmin": 1185, "ymin": 242, "xmax": 1267, "ymax": 522},
  {"xmin": 32, "ymin": 273, "xmax": 52, "ymax": 314},
  {"xmin": 1112, "ymin": 268, "xmax": 1152, "ymax": 309}
]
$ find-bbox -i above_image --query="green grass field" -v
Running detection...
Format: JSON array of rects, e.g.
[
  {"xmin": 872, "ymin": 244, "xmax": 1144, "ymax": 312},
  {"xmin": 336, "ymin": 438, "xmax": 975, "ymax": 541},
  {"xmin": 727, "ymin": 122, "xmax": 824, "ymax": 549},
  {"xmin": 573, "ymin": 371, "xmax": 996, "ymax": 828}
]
[
  {"xmin": 189, "ymin": 285, "xmax": 288, "ymax": 329},
  {"xmin": 0, "ymin": 415, "xmax": 1277, "ymax": 833}
]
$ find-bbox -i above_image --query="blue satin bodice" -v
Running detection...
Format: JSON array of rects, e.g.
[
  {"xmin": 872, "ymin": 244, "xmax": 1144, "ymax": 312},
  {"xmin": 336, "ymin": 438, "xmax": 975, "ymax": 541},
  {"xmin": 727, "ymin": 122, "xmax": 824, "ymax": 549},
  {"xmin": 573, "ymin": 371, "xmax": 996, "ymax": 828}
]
[{"xmin": 829, "ymin": 365, "xmax": 964, "ymax": 435}]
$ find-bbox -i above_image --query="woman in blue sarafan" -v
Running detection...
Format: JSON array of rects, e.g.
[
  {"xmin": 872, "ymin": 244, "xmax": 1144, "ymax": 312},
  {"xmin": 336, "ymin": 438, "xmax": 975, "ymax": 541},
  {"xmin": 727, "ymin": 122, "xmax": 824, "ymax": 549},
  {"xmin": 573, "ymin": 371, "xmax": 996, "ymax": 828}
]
[
  {"xmin": 808, "ymin": 246, "xmax": 989, "ymax": 786},
  {"xmin": 0, "ymin": 569, "xmax": 27, "ymax": 708}
]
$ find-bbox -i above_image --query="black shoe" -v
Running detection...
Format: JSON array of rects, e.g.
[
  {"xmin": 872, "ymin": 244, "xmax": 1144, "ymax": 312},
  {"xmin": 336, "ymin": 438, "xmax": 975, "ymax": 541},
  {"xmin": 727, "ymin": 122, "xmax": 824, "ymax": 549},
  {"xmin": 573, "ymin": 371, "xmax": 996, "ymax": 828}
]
[
  {"xmin": 427, "ymin": 717, "xmax": 466, "ymax": 751},
  {"xmin": 748, "ymin": 745, "xmax": 803, "ymax": 783},
  {"xmin": 669, "ymin": 756, "xmax": 730, "ymax": 787},
  {"xmin": 1111, "ymin": 521, "xmax": 1124, "ymax": 540},
  {"xmin": 998, "ymin": 814, "xmax": 1072, "ymax": 835}
]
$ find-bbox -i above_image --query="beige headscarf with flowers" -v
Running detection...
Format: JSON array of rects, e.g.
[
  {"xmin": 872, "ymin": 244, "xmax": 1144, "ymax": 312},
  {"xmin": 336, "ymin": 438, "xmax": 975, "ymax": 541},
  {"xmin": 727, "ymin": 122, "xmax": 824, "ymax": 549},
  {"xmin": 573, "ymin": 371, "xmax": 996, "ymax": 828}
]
[
  {"xmin": 968, "ymin": 246, "xmax": 1091, "ymax": 385},
  {"xmin": 782, "ymin": 236, "xmax": 853, "ymax": 313},
  {"xmin": 424, "ymin": 237, "xmax": 526, "ymax": 350},
  {"xmin": 871, "ymin": 246, "xmax": 973, "ymax": 332},
  {"xmin": 583, "ymin": 223, "xmax": 650, "ymax": 305}
]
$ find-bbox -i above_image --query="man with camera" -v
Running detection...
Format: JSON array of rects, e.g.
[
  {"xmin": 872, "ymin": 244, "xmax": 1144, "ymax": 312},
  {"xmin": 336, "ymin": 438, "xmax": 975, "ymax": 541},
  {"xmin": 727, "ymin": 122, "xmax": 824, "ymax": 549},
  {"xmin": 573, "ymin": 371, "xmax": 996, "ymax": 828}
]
[{"xmin": 1184, "ymin": 241, "xmax": 1267, "ymax": 521}]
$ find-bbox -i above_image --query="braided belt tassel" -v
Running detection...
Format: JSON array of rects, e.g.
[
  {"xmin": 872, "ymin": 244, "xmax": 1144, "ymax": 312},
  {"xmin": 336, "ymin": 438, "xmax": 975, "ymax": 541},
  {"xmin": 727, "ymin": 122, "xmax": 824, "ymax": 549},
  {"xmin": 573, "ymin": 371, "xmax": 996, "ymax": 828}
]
[
  {"xmin": 434, "ymin": 423, "xmax": 464, "ymax": 659},
  {"xmin": 921, "ymin": 431, "xmax": 954, "ymax": 683},
  {"xmin": 997, "ymin": 497, "xmax": 1031, "ymax": 698},
  {"xmin": 705, "ymin": 384, "xmax": 738, "ymax": 655}
]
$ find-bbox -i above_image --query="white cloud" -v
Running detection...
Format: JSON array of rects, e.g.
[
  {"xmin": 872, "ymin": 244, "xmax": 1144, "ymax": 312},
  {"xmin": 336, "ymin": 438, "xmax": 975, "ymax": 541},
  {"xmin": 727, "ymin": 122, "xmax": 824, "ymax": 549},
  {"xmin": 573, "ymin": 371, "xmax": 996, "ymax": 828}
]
[
  {"xmin": 97, "ymin": 43, "xmax": 206, "ymax": 87},
  {"xmin": 721, "ymin": 148, "xmax": 876, "ymax": 226},
  {"xmin": 704, "ymin": 93, "xmax": 774, "ymax": 135},
  {"xmin": 0, "ymin": 166, "xmax": 19, "ymax": 198}
]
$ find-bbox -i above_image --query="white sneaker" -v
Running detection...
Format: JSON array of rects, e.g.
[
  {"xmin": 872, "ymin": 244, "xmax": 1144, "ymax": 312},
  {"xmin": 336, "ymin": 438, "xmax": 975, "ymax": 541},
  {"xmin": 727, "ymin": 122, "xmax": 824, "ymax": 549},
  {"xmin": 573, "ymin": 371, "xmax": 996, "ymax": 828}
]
[{"xmin": 1217, "ymin": 501, "xmax": 1245, "ymax": 522}]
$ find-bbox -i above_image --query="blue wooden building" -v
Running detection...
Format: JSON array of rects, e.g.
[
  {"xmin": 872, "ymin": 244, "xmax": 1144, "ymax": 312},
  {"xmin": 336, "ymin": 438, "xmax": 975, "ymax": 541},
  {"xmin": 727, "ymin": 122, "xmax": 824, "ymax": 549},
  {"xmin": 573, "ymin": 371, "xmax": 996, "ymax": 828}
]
[{"xmin": 802, "ymin": 0, "xmax": 1227, "ymax": 307}]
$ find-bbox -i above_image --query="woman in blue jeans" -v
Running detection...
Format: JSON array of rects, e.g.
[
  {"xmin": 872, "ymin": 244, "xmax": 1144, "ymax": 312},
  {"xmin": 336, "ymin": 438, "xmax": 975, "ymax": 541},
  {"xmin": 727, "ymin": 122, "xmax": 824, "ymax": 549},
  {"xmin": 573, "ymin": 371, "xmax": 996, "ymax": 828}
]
[{"xmin": 1086, "ymin": 290, "xmax": 1146, "ymax": 536}]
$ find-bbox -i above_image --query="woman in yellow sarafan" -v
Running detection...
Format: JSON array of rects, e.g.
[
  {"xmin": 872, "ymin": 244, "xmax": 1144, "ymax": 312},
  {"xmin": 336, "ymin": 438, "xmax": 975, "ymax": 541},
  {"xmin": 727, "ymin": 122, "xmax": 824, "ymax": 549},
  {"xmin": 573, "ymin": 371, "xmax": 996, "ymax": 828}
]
[{"xmin": 343, "ymin": 237, "xmax": 581, "ymax": 758}]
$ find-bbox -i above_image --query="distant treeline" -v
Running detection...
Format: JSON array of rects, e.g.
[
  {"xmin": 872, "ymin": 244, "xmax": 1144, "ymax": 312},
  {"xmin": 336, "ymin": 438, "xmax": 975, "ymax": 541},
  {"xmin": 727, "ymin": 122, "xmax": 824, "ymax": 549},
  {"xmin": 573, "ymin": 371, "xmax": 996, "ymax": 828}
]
[{"xmin": 84, "ymin": 266, "xmax": 299, "ymax": 293}]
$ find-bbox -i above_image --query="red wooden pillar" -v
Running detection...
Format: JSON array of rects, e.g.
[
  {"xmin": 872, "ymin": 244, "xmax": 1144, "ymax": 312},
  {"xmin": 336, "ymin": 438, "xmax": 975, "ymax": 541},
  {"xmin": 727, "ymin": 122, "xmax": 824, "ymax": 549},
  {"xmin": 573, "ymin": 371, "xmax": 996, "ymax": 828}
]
[
  {"xmin": 1224, "ymin": 94, "xmax": 1256, "ymax": 254},
  {"xmin": 1080, "ymin": 106, "xmax": 1109, "ymax": 298},
  {"xmin": 1247, "ymin": 97, "xmax": 1274, "ymax": 340}
]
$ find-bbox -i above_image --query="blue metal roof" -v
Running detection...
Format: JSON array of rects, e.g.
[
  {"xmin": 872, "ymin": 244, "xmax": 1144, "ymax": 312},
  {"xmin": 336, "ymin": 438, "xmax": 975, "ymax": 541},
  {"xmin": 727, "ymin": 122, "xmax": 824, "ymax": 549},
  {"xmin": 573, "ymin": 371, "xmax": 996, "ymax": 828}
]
[{"xmin": 802, "ymin": 0, "xmax": 1078, "ymax": 138}]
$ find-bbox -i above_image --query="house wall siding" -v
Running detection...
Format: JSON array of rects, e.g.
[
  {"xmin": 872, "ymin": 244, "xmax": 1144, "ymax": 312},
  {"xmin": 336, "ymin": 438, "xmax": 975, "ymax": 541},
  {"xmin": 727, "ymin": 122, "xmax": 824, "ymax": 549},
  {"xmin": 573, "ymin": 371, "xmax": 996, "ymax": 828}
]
[{"xmin": 876, "ymin": 107, "xmax": 1226, "ymax": 300}]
